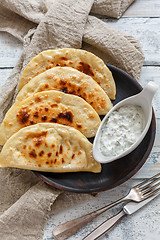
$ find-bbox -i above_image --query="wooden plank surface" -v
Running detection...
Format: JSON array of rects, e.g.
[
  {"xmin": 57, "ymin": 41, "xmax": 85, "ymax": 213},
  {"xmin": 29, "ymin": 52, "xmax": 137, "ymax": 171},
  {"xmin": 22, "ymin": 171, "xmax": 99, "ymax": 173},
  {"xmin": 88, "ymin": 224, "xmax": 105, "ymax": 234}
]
[
  {"xmin": 140, "ymin": 67, "xmax": 160, "ymax": 118},
  {"xmin": 0, "ymin": 32, "xmax": 22, "ymax": 68},
  {"xmin": 123, "ymin": 0, "xmax": 160, "ymax": 17},
  {"xmin": 0, "ymin": 68, "xmax": 13, "ymax": 88},
  {"xmin": 106, "ymin": 18, "xmax": 160, "ymax": 66},
  {"xmin": 0, "ymin": 0, "xmax": 160, "ymax": 239}
]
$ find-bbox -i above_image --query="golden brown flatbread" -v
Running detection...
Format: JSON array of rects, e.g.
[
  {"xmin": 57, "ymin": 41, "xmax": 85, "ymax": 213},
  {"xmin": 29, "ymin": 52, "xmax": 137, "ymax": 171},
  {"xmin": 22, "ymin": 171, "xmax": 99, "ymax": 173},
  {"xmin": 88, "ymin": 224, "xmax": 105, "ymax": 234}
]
[
  {"xmin": 15, "ymin": 67, "xmax": 113, "ymax": 115},
  {"xmin": 18, "ymin": 48, "xmax": 116, "ymax": 99},
  {"xmin": 0, "ymin": 123, "xmax": 101, "ymax": 173},
  {"xmin": 0, "ymin": 90, "xmax": 101, "ymax": 145}
]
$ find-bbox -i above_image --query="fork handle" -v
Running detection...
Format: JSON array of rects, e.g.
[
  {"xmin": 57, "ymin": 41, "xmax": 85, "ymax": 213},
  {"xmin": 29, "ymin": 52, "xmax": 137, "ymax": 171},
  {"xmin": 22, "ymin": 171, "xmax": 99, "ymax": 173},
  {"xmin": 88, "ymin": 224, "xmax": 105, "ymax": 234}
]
[
  {"xmin": 83, "ymin": 210, "xmax": 126, "ymax": 240},
  {"xmin": 52, "ymin": 196, "xmax": 127, "ymax": 240}
]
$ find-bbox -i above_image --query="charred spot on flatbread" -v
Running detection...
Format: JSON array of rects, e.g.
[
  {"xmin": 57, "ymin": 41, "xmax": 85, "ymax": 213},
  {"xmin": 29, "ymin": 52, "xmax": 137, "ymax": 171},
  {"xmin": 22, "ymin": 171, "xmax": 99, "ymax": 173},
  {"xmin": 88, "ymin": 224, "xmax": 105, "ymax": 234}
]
[
  {"xmin": 0, "ymin": 123, "xmax": 101, "ymax": 173},
  {"xmin": 0, "ymin": 90, "xmax": 101, "ymax": 145},
  {"xmin": 18, "ymin": 48, "xmax": 116, "ymax": 100}
]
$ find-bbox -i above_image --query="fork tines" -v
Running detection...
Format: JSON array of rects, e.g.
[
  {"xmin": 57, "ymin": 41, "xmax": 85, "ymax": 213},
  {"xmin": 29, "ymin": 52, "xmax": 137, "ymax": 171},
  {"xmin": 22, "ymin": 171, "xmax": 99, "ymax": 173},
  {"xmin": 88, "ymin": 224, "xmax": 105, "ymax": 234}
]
[{"xmin": 136, "ymin": 172, "xmax": 160, "ymax": 199}]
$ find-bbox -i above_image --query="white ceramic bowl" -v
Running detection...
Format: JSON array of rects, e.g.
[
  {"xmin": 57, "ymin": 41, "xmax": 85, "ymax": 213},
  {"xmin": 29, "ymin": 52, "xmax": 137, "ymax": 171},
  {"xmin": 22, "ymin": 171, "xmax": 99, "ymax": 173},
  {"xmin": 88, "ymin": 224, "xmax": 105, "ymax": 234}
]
[{"xmin": 93, "ymin": 81, "xmax": 159, "ymax": 164}]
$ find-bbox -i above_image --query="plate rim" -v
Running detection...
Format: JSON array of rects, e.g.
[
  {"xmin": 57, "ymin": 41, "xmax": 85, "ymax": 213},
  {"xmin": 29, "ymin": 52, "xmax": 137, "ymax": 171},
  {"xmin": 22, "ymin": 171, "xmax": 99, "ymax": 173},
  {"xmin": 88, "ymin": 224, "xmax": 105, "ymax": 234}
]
[{"xmin": 34, "ymin": 64, "xmax": 156, "ymax": 193}]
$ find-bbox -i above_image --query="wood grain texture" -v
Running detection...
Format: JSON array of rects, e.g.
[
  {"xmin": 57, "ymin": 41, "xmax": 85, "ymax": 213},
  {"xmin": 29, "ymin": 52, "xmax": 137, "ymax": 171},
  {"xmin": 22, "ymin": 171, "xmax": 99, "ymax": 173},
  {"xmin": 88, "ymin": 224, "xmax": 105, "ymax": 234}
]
[
  {"xmin": 123, "ymin": 0, "xmax": 160, "ymax": 17},
  {"xmin": 140, "ymin": 67, "xmax": 160, "ymax": 118},
  {"xmin": 106, "ymin": 18, "xmax": 160, "ymax": 66},
  {"xmin": 0, "ymin": 32, "xmax": 22, "ymax": 67},
  {"xmin": 0, "ymin": 0, "xmax": 160, "ymax": 239},
  {"xmin": 0, "ymin": 68, "xmax": 13, "ymax": 88}
]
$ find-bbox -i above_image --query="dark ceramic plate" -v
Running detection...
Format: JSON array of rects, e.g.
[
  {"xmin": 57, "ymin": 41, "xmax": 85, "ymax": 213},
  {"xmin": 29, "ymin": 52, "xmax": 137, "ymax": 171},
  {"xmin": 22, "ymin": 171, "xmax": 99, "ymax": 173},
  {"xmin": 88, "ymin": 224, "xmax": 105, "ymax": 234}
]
[{"xmin": 35, "ymin": 64, "xmax": 156, "ymax": 193}]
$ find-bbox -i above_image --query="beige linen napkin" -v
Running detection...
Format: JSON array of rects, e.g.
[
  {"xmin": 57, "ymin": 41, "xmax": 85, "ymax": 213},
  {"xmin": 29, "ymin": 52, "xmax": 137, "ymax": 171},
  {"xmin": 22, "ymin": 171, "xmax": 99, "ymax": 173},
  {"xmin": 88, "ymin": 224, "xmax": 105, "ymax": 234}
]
[
  {"xmin": 0, "ymin": 0, "xmax": 144, "ymax": 239},
  {"xmin": 1, "ymin": 0, "xmax": 135, "ymax": 22}
]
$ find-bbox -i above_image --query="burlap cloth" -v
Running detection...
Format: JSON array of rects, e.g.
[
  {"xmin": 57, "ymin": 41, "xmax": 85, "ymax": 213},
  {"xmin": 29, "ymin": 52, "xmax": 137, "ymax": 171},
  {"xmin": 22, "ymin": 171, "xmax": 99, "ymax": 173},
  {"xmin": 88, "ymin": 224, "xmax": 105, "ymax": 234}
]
[{"xmin": 0, "ymin": 1, "xmax": 144, "ymax": 239}]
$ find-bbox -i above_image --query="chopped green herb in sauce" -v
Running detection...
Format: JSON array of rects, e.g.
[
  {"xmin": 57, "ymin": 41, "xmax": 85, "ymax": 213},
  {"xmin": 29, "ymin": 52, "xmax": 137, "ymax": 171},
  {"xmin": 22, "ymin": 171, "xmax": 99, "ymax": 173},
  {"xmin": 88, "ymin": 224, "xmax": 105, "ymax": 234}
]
[{"xmin": 100, "ymin": 105, "xmax": 145, "ymax": 157}]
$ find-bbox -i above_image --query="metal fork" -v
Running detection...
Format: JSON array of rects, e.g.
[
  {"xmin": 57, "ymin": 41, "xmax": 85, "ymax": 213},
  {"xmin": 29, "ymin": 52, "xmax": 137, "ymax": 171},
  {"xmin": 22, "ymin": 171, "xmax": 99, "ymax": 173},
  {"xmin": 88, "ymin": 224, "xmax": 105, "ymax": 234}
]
[{"xmin": 52, "ymin": 172, "xmax": 160, "ymax": 240}]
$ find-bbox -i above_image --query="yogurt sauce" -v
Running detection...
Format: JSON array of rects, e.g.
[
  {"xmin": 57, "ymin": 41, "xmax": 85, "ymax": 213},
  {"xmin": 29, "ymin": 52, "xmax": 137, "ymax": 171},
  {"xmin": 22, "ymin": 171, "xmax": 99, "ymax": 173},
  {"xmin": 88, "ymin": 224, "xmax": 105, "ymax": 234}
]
[{"xmin": 100, "ymin": 105, "xmax": 145, "ymax": 158}]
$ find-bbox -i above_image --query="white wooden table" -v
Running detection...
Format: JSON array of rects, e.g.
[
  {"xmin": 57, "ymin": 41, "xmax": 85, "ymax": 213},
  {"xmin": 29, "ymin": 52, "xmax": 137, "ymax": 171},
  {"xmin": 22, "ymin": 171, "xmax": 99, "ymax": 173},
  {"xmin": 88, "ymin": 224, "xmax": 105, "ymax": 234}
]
[{"xmin": 0, "ymin": 1, "xmax": 160, "ymax": 239}]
